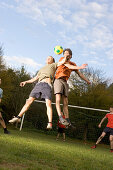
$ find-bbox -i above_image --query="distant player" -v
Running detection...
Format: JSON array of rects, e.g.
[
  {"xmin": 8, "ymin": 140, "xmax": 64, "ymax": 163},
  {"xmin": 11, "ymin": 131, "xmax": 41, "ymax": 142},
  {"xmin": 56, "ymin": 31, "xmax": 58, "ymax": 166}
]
[
  {"xmin": 91, "ymin": 107, "xmax": 113, "ymax": 153},
  {"xmin": 0, "ymin": 79, "xmax": 10, "ymax": 134},
  {"xmin": 56, "ymin": 114, "xmax": 66, "ymax": 141}
]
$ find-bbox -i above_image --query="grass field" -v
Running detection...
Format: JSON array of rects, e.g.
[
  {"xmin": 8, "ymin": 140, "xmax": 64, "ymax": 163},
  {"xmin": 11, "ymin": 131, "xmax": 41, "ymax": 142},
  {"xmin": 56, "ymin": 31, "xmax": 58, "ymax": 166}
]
[{"xmin": 0, "ymin": 128, "xmax": 113, "ymax": 170}]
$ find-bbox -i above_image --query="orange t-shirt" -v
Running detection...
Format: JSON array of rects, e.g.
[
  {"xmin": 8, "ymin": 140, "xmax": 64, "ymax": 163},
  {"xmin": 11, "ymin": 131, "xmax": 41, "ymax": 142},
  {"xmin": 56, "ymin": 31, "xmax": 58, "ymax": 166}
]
[
  {"xmin": 55, "ymin": 57, "xmax": 78, "ymax": 81},
  {"xmin": 106, "ymin": 113, "xmax": 113, "ymax": 128}
]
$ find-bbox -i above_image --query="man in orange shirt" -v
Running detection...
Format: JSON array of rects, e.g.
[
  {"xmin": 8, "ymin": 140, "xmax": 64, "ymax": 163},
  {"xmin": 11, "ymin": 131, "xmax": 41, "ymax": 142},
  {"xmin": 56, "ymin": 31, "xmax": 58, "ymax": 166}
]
[
  {"xmin": 91, "ymin": 107, "xmax": 113, "ymax": 152},
  {"xmin": 54, "ymin": 48, "xmax": 90, "ymax": 126}
]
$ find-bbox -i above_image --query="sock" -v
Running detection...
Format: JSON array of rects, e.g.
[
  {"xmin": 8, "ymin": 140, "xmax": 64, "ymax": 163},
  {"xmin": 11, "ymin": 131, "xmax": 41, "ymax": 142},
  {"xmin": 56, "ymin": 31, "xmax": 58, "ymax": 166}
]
[
  {"xmin": 17, "ymin": 116, "xmax": 21, "ymax": 119},
  {"xmin": 48, "ymin": 122, "xmax": 52, "ymax": 124},
  {"xmin": 59, "ymin": 115, "xmax": 63, "ymax": 119},
  {"xmin": 66, "ymin": 118, "xmax": 71, "ymax": 124},
  {"xmin": 4, "ymin": 128, "xmax": 7, "ymax": 132}
]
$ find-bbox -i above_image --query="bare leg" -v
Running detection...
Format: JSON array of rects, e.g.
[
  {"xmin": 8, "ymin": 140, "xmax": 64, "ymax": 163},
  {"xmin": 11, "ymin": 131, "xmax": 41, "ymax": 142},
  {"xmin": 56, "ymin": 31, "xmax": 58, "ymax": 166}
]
[
  {"xmin": 56, "ymin": 133, "xmax": 60, "ymax": 140},
  {"xmin": 55, "ymin": 94, "xmax": 62, "ymax": 116},
  {"xmin": 96, "ymin": 132, "xmax": 106, "ymax": 145},
  {"xmin": 9, "ymin": 97, "xmax": 35, "ymax": 123},
  {"xmin": 0, "ymin": 112, "xmax": 6, "ymax": 128},
  {"xmin": 0, "ymin": 112, "xmax": 10, "ymax": 134},
  {"xmin": 109, "ymin": 135, "xmax": 113, "ymax": 149},
  {"xmin": 18, "ymin": 97, "xmax": 35, "ymax": 117},
  {"xmin": 63, "ymin": 133, "xmax": 66, "ymax": 141},
  {"xmin": 55, "ymin": 94, "xmax": 69, "ymax": 126},
  {"xmin": 62, "ymin": 95, "xmax": 69, "ymax": 118},
  {"xmin": 45, "ymin": 99, "xmax": 52, "ymax": 123}
]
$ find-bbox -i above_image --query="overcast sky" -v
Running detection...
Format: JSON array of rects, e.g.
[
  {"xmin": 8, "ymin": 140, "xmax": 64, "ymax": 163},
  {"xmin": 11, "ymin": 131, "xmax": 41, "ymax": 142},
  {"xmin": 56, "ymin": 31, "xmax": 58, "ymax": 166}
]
[{"xmin": 0, "ymin": 0, "xmax": 113, "ymax": 82}]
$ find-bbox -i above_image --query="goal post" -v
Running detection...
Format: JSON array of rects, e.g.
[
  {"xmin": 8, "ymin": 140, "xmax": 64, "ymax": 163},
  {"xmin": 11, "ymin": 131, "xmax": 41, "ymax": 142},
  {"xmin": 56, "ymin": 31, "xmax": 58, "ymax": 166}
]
[{"xmin": 19, "ymin": 100, "xmax": 109, "ymax": 131}]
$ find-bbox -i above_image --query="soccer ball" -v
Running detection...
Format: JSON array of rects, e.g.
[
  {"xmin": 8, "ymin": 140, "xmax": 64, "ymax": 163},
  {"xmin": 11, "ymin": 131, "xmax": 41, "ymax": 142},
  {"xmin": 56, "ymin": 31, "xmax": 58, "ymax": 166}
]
[{"xmin": 54, "ymin": 46, "xmax": 63, "ymax": 55}]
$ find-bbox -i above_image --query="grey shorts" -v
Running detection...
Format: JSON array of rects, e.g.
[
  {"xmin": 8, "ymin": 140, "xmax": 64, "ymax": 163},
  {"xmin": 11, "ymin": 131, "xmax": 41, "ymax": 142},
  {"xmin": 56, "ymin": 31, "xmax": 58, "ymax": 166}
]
[
  {"xmin": 29, "ymin": 82, "xmax": 52, "ymax": 100},
  {"xmin": 54, "ymin": 79, "xmax": 69, "ymax": 97}
]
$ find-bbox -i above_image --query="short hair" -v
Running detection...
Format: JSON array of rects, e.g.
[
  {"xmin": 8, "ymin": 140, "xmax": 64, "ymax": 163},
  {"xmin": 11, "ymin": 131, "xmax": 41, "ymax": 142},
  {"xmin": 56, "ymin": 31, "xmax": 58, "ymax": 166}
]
[
  {"xmin": 50, "ymin": 56, "xmax": 55, "ymax": 63},
  {"xmin": 63, "ymin": 48, "xmax": 72, "ymax": 56},
  {"xmin": 52, "ymin": 57, "xmax": 55, "ymax": 63}
]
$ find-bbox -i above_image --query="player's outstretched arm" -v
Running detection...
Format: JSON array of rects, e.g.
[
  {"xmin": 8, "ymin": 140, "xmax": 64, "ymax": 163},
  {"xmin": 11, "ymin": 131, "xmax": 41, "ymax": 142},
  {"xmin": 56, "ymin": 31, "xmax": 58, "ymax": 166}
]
[
  {"xmin": 20, "ymin": 75, "xmax": 39, "ymax": 87},
  {"xmin": 64, "ymin": 63, "xmax": 88, "ymax": 70},
  {"xmin": 76, "ymin": 70, "xmax": 91, "ymax": 84},
  {"xmin": 98, "ymin": 116, "xmax": 106, "ymax": 128}
]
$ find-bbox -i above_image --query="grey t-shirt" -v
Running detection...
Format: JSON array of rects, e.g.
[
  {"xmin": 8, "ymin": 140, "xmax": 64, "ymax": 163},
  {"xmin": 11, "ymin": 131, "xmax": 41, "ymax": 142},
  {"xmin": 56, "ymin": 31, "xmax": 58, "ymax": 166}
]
[{"xmin": 37, "ymin": 63, "xmax": 58, "ymax": 82}]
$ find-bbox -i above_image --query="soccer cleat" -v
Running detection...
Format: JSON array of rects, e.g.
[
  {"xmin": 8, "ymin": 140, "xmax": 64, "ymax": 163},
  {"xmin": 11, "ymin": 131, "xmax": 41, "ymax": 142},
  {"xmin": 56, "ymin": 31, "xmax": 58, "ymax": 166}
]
[
  {"xmin": 46, "ymin": 122, "xmax": 52, "ymax": 130},
  {"xmin": 66, "ymin": 124, "xmax": 76, "ymax": 130},
  {"xmin": 59, "ymin": 118, "xmax": 69, "ymax": 126},
  {"xmin": 9, "ymin": 116, "xmax": 21, "ymax": 124},
  {"xmin": 91, "ymin": 145, "xmax": 96, "ymax": 149},
  {"xmin": 4, "ymin": 130, "xmax": 10, "ymax": 134}
]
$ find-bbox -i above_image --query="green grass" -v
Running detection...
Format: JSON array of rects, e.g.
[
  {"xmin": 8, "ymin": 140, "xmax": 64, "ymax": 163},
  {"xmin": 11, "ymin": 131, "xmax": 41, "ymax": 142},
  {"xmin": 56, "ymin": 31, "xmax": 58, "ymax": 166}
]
[{"xmin": 0, "ymin": 128, "xmax": 113, "ymax": 170}]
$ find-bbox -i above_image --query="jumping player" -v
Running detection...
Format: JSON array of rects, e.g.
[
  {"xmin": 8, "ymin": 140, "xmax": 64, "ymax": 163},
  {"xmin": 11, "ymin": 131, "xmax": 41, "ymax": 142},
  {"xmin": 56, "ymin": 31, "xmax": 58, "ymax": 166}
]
[
  {"xmin": 54, "ymin": 48, "xmax": 90, "ymax": 126},
  {"xmin": 9, "ymin": 56, "xmax": 87, "ymax": 129}
]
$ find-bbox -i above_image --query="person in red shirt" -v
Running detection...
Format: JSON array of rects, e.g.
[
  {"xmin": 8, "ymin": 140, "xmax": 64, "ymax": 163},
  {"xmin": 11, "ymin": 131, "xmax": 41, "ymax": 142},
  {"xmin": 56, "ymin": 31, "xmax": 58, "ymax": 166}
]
[
  {"xmin": 54, "ymin": 48, "xmax": 90, "ymax": 126},
  {"xmin": 91, "ymin": 107, "xmax": 113, "ymax": 152},
  {"xmin": 56, "ymin": 115, "xmax": 66, "ymax": 141}
]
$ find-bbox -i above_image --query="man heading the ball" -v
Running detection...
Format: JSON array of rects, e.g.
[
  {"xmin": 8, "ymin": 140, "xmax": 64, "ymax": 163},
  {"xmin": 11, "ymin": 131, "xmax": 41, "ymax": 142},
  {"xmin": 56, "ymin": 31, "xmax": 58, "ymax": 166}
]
[{"xmin": 54, "ymin": 48, "xmax": 90, "ymax": 127}]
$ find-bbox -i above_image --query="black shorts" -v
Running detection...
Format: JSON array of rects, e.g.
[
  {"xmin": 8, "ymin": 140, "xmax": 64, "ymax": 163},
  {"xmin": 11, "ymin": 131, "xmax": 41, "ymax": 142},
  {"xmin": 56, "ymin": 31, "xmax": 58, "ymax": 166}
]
[
  {"xmin": 29, "ymin": 82, "xmax": 52, "ymax": 100},
  {"xmin": 58, "ymin": 127, "xmax": 65, "ymax": 133},
  {"xmin": 103, "ymin": 127, "xmax": 113, "ymax": 135}
]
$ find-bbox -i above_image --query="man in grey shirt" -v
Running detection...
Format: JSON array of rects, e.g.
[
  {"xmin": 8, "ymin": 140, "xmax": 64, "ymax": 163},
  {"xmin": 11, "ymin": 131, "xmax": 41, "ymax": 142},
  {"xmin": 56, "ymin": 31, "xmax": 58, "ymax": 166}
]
[
  {"xmin": 9, "ymin": 56, "xmax": 69, "ymax": 129},
  {"xmin": 9, "ymin": 55, "xmax": 87, "ymax": 129}
]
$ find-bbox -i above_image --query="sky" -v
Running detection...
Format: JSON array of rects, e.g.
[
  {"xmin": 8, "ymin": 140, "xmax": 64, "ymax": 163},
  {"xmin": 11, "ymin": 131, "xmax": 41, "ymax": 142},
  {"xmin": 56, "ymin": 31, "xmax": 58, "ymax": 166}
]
[{"xmin": 0, "ymin": 0, "xmax": 113, "ymax": 82}]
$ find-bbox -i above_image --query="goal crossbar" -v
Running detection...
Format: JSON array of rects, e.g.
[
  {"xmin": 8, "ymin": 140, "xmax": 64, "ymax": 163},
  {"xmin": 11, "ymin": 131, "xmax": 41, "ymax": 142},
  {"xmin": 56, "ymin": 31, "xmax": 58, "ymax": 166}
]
[{"xmin": 19, "ymin": 99, "xmax": 109, "ymax": 131}]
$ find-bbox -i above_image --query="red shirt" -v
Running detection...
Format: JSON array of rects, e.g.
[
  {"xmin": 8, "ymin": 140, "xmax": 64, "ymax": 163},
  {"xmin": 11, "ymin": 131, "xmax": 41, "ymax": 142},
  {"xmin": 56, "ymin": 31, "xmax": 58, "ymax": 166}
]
[
  {"xmin": 55, "ymin": 57, "xmax": 77, "ymax": 81},
  {"xmin": 57, "ymin": 115, "xmax": 66, "ymax": 129},
  {"xmin": 106, "ymin": 113, "xmax": 113, "ymax": 128}
]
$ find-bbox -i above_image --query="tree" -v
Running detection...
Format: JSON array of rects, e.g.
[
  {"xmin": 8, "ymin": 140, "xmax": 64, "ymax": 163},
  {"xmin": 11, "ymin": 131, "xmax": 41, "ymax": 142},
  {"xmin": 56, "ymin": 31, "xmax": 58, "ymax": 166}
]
[
  {"xmin": 67, "ymin": 68, "xmax": 112, "ymax": 142},
  {"xmin": 0, "ymin": 46, "xmax": 6, "ymax": 71}
]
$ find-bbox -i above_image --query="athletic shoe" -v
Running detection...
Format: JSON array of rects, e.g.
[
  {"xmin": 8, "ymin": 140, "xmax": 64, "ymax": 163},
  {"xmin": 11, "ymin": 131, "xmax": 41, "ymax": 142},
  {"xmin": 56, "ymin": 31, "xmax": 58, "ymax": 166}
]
[
  {"xmin": 91, "ymin": 145, "xmax": 96, "ymax": 149},
  {"xmin": 66, "ymin": 124, "xmax": 76, "ymax": 130},
  {"xmin": 59, "ymin": 117, "xmax": 69, "ymax": 126},
  {"xmin": 9, "ymin": 116, "xmax": 21, "ymax": 124},
  {"xmin": 4, "ymin": 130, "xmax": 10, "ymax": 134},
  {"xmin": 66, "ymin": 118, "xmax": 71, "ymax": 125},
  {"xmin": 46, "ymin": 123, "xmax": 52, "ymax": 129}
]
